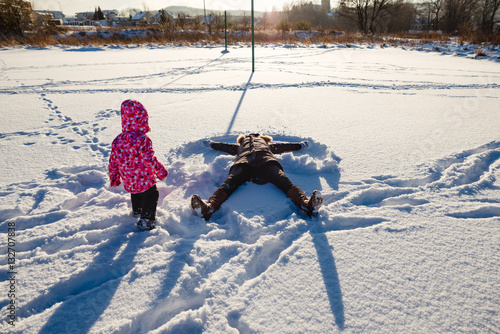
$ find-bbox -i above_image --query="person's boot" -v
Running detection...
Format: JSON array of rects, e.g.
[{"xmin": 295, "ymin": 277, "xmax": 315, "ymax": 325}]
[
  {"xmin": 307, "ymin": 190, "xmax": 323, "ymax": 216},
  {"xmin": 286, "ymin": 185, "xmax": 323, "ymax": 217},
  {"xmin": 191, "ymin": 188, "xmax": 229, "ymax": 221},
  {"xmin": 137, "ymin": 218, "xmax": 155, "ymax": 230}
]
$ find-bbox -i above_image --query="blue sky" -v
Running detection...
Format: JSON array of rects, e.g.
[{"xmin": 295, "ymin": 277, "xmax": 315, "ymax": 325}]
[{"xmin": 29, "ymin": 0, "xmax": 312, "ymax": 15}]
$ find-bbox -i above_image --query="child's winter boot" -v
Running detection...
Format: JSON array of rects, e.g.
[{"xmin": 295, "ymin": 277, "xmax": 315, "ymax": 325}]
[{"xmin": 137, "ymin": 218, "xmax": 155, "ymax": 230}]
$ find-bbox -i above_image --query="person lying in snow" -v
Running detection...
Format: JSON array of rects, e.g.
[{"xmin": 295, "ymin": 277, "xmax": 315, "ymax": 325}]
[
  {"xmin": 191, "ymin": 133, "xmax": 323, "ymax": 220},
  {"xmin": 108, "ymin": 100, "xmax": 168, "ymax": 230}
]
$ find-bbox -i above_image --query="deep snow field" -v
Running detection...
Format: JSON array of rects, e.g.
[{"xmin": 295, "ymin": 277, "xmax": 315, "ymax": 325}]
[{"xmin": 0, "ymin": 42, "xmax": 499, "ymax": 333}]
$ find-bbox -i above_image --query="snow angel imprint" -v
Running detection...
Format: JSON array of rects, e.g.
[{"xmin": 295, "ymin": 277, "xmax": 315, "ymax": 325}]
[{"xmin": 191, "ymin": 133, "xmax": 323, "ymax": 221}]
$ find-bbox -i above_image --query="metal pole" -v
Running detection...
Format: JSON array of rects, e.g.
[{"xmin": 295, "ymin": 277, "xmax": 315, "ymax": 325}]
[
  {"xmin": 225, "ymin": 11, "xmax": 227, "ymax": 52},
  {"xmin": 251, "ymin": 0, "xmax": 255, "ymax": 72},
  {"xmin": 203, "ymin": 0, "xmax": 207, "ymax": 31}
]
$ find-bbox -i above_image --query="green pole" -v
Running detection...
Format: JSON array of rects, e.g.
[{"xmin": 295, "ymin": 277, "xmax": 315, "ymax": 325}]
[
  {"xmin": 225, "ymin": 11, "xmax": 227, "ymax": 52},
  {"xmin": 251, "ymin": 0, "xmax": 255, "ymax": 72}
]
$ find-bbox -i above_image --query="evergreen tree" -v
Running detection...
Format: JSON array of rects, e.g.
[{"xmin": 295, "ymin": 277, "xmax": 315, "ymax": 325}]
[
  {"xmin": 97, "ymin": 6, "xmax": 105, "ymax": 20},
  {"xmin": 93, "ymin": 6, "xmax": 104, "ymax": 20},
  {"xmin": 160, "ymin": 10, "xmax": 169, "ymax": 26}
]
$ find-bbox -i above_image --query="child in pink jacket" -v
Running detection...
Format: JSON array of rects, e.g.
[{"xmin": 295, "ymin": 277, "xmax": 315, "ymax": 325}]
[{"xmin": 109, "ymin": 99, "xmax": 168, "ymax": 230}]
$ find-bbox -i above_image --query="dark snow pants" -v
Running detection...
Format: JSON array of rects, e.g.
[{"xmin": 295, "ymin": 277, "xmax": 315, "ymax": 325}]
[
  {"xmin": 220, "ymin": 163, "xmax": 295, "ymax": 197},
  {"xmin": 131, "ymin": 185, "xmax": 159, "ymax": 221}
]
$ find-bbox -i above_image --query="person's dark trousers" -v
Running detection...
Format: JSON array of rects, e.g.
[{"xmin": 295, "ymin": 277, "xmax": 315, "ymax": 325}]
[
  {"xmin": 195, "ymin": 163, "xmax": 298, "ymax": 220},
  {"xmin": 131, "ymin": 185, "xmax": 159, "ymax": 221},
  {"xmin": 220, "ymin": 163, "xmax": 295, "ymax": 197}
]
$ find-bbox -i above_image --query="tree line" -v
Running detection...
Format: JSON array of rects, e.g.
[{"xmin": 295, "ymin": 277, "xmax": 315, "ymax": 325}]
[
  {"xmin": 1, "ymin": 0, "xmax": 499, "ymax": 38},
  {"xmin": 270, "ymin": 0, "xmax": 499, "ymax": 35},
  {"xmin": 336, "ymin": 0, "xmax": 499, "ymax": 34}
]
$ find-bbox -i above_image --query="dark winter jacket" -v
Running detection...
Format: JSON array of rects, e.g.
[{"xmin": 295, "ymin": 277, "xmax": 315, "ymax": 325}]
[{"xmin": 210, "ymin": 134, "xmax": 302, "ymax": 172}]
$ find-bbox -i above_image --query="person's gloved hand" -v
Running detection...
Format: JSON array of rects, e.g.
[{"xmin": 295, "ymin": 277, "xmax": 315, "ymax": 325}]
[{"xmin": 300, "ymin": 141, "xmax": 309, "ymax": 149}]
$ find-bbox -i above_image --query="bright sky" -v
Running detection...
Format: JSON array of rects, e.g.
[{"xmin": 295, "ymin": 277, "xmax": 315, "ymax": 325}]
[{"xmin": 29, "ymin": 0, "xmax": 317, "ymax": 15}]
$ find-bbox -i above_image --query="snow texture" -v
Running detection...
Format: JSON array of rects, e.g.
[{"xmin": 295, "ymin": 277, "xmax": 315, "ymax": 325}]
[{"xmin": 0, "ymin": 43, "xmax": 499, "ymax": 333}]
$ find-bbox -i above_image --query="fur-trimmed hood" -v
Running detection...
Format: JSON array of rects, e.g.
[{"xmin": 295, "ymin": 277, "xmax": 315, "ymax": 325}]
[{"xmin": 237, "ymin": 134, "xmax": 272, "ymax": 145}]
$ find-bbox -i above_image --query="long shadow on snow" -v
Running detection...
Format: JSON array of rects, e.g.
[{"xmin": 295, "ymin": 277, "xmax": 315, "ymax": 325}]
[
  {"xmin": 122, "ymin": 237, "xmax": 201, "ymax": 333},
  {"xmin": 120, "ymin": 227, "xmax": 242, "ymax": 333},
  {"xmin": 236, "ymin": 215, "xmax": 351, "ymax": 331},
  {"xmin": 18, "ymin": 230, "xmax": 146, "ymax": 334},
  {"xmin": 225, "ymin": 73, "xmax": 253, "ymax": 135},
  {"xmin": 306, "ymin": 215, "xmax": 387, "ymax": 329},
  {"xmin": 309, "ymin": 221, "xmax": 345, "ymax": 330}
]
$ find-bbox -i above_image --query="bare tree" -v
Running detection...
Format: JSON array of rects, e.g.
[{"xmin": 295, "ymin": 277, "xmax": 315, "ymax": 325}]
[
  {"xmin": 416, "ymin": 0, "xmax": 444, "ymax": 31},
  {"xmin": 322, "ymin": 0, "xmax": 332, "ymax": 12},
  {"xmin": 430, "ymin": 0, "xmax": 444, "ymax": 30},
  {"xmin": 442, "ymin": 0, "xmax": 478, "ymax": 33},
  {"xmin": 339, "ymin": 0, "xmax": 393, "ymax": 33},
  {"xmin": 479, "ymin": 0, "xmax": 500, "ymax": 32},
  {"xmin": 387, "ymin": 0, "xmax": 416, "ymax": 33},
  {"xmin": 211, "ymin": 11, "xmax": 225, "ymax": 32}
]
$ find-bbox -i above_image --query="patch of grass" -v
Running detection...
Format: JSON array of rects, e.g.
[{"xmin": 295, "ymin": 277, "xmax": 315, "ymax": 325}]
[
  {"xmin": 474, "ymin": 49, "xmax": 488, "ymax": 58},
  {"xmin": 1, "ymin": 27, "xmax": 499, "ymax": 49},
  {"xmin": 459, "ymin": 31, "xmax": 500, "ymax": 46}
]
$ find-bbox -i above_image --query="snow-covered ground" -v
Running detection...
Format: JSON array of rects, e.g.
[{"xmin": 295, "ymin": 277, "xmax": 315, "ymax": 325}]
[{"xmin": 0, "ymin": 43, "xmax": 499, "ymax": 333}]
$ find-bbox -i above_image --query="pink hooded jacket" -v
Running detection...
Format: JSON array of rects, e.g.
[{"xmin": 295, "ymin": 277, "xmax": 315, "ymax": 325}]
[{"xmin": 108, "ymin": 100, "xmax": 168, "ymax": 194}]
